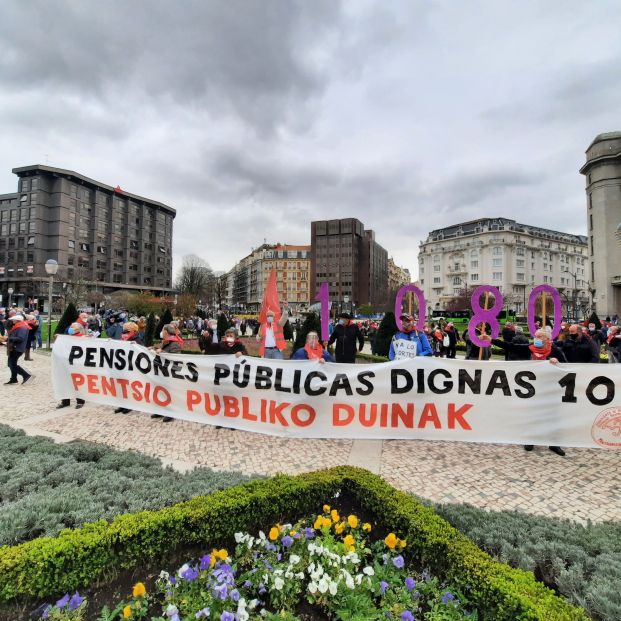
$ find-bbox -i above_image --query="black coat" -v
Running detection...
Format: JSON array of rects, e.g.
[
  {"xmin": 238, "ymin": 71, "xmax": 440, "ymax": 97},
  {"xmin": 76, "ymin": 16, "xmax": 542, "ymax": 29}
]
[
  {"xmin": 491, "ymin": 339, "xmax": 566, "ymax": 362},
  {"xmin": 328, "ymin": 322, "xmax": 364, "ymax": 363},
  {"xmin": 556, "ymin": 336, "xmax": 599, "ymax": 363}
]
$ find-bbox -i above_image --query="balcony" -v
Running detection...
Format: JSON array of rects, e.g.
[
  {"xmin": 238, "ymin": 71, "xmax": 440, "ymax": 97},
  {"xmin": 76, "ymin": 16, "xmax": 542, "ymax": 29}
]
[
  {"xmin": 611, "ymin": 275, "xmax": 621, "ymax": 287},
  {"xmin": 446, "ymin": 265, "xmax": 467, "ymax": 275}
]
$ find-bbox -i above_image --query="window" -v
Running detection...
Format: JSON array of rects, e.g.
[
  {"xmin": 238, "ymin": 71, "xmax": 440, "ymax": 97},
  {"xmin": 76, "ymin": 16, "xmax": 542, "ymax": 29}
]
[
  {"xmin": 434, "ymin": 265, "xmax": 440, "ymax": 272},
  {"xmin": 97, "ymin": 246, "xmax": 106, "ymax": 254},
  {"xmin": 28, "ymin": 221, "xmax": 36, "ymax": 233},
  {"xmin": 158, "ymin": 246, "xmax": 166, "ymax": 254},
  {"xmin": 20, "ymin": 194, "xmax": 28, "ymax": 204},
  {"xmin": 544, "ymin": 275, "xmax": 548, "ymax": 283},
  {"xmin": 471, "ymin": 273, "xmax": 479, "ymax": 281},
  {"xmin": 492, "ymin": 246, "xmax": 503, "ymax": 255},
  {"xmin": 452, "ymin": 276, "xmax": 461, "ymax": 285},
  {"xmin": 516, "ymin": 273, "xmax": 524, "ymax": 281},
  {"xmin": 454, "ymin": 262, "xmax": 460, "ymax": 270},
  {"xmin": 433, "ymin": 277, "xmax": 441, "ymax": 284},
  {"xmin": 27, "ymin": 236, "xmax": 35, "ymax": 246},
  {"xmin": 516, "ymin": 259, "xmax": 524, "ymax": 267},
  {"xmin": 492, "ymin": 272, "xmax": 502, "ymax": 280},
  {"xmin": 492, "ymin": 258, "xmax": 502, "ymax": 267},
  {"xmin": 79, "ymin": 242, "xmax": 90, "ymax": 252},
  {"xmin": 68, "ymin": 240, "xmax": 75, "ymax": 249},
  {"xmin": 516, "ymin": 247, "xmax": 525, "ymax": 256},
  {"xmin": 433, "ymin": 255, "xmax": 440, "ymax": 263},
  {"xmin": 471, "ymin": 260, "xmax": 478, "ymax": 268},
  {"xmin": 21, "ymin": 179, "xmax": 30, "ymax": 192}
]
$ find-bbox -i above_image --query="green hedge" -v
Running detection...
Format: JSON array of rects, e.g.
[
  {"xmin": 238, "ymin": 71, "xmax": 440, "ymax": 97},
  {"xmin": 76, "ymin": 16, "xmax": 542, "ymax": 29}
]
[{"xmin": 0, "ymin": 468, "xmax": 588, "ymax": 620}]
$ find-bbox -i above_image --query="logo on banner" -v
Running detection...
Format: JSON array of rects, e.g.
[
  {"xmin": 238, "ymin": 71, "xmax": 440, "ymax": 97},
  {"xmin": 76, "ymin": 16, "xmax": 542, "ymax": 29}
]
[
  {"xmin": 592, "ymin": 407, "xmax": 621, "ymax": 448},
  {"xmin": 393, "ymin": 339, "xmax": 417, "ymax": 360}
]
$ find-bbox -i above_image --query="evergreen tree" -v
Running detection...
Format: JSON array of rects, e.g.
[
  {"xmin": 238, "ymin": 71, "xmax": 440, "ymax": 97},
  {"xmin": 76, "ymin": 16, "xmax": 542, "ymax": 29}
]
[
  {"xmin": 54, "ymin": 302, "xmax": 79, "ymax": 336},
  {"xmin": 587, "ymin": 310, "xmax": 601, "ymax": 328},
  {"xmin": 144, "ymin": 312, "xmax": 156, "ymax": 347},
  {"xmin": 373, "ymin": 312, "xmax": 398, "ymax": 357},
  {"xmin": 156, "ymin": 308, "xmax": 173, "ymax": 337},
  {"xmin": 217, "ymin": 312, "xmax": 230, "ymax": 336},
  {"xmin": 293, "ymin": 312, "xmax": 322, "ymax": 350},
  {"xmin": 283, "ymin": 319, "xmax": 294, "ymax": 342}
]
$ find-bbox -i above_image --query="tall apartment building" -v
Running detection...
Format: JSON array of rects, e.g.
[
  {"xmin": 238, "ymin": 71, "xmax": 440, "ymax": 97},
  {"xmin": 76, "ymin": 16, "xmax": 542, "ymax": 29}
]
[
  {"xmin": 418, "ymin": 218, "xmax": 589, "ymax": 317},
  {"xmin": 388, "ymin": 257, "xmax": 411, "ymax": 294},
  {"xmin": 310, "ymin": 218, "xmax": 388, "ymax": 312},
  {"xmin": 225, "ymin": 243, "xmax": 311, "ymax": 312},
  {"xmin": 0, "ymin": 165, "xmax": 175, "ymax": 308},
  {"xmin": 580, "ymin": 132, "xmax": 621, "ymax": 318}
]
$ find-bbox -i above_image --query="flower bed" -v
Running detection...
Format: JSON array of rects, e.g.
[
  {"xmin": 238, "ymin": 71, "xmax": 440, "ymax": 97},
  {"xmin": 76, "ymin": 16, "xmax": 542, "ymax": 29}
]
[
  {"xmin": 35, "ymin": 507, "xmax": 477, "ymax": 620},
  {"xmin": 0, "ymin": 467, "xmax": 588, "ymax": 620}
]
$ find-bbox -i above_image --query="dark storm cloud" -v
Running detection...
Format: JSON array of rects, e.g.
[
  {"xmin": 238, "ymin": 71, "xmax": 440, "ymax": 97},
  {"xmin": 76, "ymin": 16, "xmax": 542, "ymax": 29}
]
[{"xmin": 0, "ymin": 0, "xmax": 341, "ymax": 135}]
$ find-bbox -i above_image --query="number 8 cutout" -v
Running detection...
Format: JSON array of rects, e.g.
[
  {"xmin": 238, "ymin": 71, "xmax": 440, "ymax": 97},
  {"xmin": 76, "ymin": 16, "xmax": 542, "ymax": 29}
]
[{"xmin": 468, "ymin": 285, "xmax": 504, "ymax": 348}]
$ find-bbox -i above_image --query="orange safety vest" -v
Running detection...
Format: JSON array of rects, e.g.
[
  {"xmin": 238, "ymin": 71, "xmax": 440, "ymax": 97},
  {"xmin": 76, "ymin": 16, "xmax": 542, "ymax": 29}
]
[{"xmin": 259, "ymin": 321, "xmax": 287, "ymax": 356}]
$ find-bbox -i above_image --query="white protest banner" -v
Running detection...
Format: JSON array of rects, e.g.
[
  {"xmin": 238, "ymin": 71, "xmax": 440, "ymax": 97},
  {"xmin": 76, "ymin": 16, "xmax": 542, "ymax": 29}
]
[
  {"xmin": 393, "ymin": 339, "xmax": 417, "ymax": 360},
  {"xmin": 51, "ymin": 336, "xmax": 621, "ymax": 448}
]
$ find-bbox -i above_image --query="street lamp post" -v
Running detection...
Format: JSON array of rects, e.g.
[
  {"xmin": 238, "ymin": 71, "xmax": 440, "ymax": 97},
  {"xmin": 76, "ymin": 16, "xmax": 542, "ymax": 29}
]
[
  {"xmin": 45, "ymin": 260, "xmax": 59, "ymax": 349},
  {"xmin": 7, "ymin": 288, "xmax": 13, "ymax": 308},
  {"xmin": 565, "ymin": 268, "xmax": 578, "ymax": 321}
]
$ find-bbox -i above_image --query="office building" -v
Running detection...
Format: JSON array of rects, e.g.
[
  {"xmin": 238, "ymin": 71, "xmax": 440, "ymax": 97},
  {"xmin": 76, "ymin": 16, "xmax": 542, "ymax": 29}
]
[
  {"xmin": 418, "ymin": 218, "xmax": 589, "ymax": 317},
  {"xmin": 0, "ymin": 164, "xmax": 175, "ymax": 309},
  {"xmin": 580, "ymin": 131, "xmax": 621, "ymax": 318},
  {"xmin": 311, "ymin": 218, "xmax": 389, "ymax": 312},
  {"xmin": 388, "ymin": 258, "xmax": 411, "ymax": 293}
]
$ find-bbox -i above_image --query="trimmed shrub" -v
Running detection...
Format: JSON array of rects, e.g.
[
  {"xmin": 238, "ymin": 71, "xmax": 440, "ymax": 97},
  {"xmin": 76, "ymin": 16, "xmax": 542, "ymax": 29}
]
[
  {"xmin": 0, "ymin": 467, "xmax": 588, "ymax": 620},
  {"xmin": 373, "ymin": 311, "xmax": 398, "ymax": 356},
  {"xmin": 54, "ymin": 302, "xmax": 78, "ymax": 336},
  {"xmin": 143, "ymin": 312, "xmax": 156, "ymax": 347},
  {"xmin": 0, "ymin": 426, "xmax": 253, "ymax": 546},
  {"xmin": 293, "ymin": 312, "xmax": 322, "ymax": 351}
]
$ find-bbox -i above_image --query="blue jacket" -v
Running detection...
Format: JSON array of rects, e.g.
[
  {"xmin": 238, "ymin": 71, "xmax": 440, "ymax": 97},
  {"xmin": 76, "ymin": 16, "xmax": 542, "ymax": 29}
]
[
  {"xmin": 389, "ymin": 330, "xmax": 433, "ymax": 360},
  {"xmin": 8, "ymin": 326, "xmax": 30, "ymax": 354},
  {"xmin": 291, "ymin": 347, "xmax": 334, "ymax": 362},
  {"xmin": 105, "ymin": 323, "xmax": 124, "ymax": 340}
]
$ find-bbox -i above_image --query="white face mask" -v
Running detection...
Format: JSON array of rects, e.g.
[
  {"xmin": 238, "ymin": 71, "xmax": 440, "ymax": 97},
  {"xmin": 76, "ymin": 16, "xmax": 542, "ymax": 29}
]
[
  {"xmin": 225, "ymin": 336, "xmax": 235, "ymax": 343},
  {"xmin": 267, "ymin": 316, "xmax": 274, "ymax": 324},
  {"xmin": 160, "ymin": 331, "xmax": 165, "ymax": 339}
]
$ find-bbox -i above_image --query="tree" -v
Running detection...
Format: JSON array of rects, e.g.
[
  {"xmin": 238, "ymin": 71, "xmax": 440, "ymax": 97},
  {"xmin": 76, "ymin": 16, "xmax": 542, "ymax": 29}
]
[
  {"xmin": 217, "ymin": 312, "xmax": 231, "ymax": 336},
  {"xmin": 144, "ymin": 312, "xmax": 157, "ymax": 347},
  {"xmin": 358, "ymin": 304, "xmax": 374, "ymax": 316},
  {"xmin": 176, "ymin": 293, "xmax": 199, "ymax": 319},
  {"xmin": 55, "ymin": 302, "xmax": 78, "ymax": 336},
  {"xmin": 156, "ymin": 308, "xmax": 173, "ymax": 336},
  {"xmin": 293, "ymin": 312, "xmax": 322, "ymax": 350},
  {"xmin": 373, "ymin": 312, "xmax": 398, "ymax": 357},
  {"xmin": 587, "ymin": 311, "xmax": 601, "ymax": 328},
  {"xmin": 176, "ymin": 255, "xmax": 214, "ymax": 299},
  {"xmin": 444, "ymin": 286, "xmax": 476, "ymax": 313},
  {"xmin": 124, "ymin": 291, "xmax": 162, "ymax": 317}
]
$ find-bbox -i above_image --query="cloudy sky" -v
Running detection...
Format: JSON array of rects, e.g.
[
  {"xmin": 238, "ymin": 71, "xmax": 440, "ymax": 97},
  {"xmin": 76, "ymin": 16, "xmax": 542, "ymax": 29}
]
[{"xmin": 1, "ymin": 1, "xmax": 620, "ymax": 279}]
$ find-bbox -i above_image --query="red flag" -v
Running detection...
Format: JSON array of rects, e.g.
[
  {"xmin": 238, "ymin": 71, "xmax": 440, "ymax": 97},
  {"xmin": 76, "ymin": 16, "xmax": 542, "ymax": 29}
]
[
  {"xmin": 114, "ymin": 185, "xmax": 123, "ymax": 194},
  {"xmin": 258, "ymin": 269, "xmax": 281, "ymax": 324}
]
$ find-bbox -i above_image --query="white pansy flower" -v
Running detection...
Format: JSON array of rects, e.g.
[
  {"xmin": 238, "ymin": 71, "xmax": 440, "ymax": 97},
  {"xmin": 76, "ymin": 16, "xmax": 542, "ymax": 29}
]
[
  {"xmin": 259, "ymin": 531, "xmax": 266, "ymax": 540},
  {"xmin": 308, "ymin": 582, "xmax": 318, "ymax": 594},
  {"xmin": 235, "ymin": 532, "xmax": 244, "ymax": 543},
  {"xmin": 318, "ymin": 578, "xmax": 329, "ymax": 593},
  {"xmin": 177, "ymin": 564, "xmax": 190, "ymax": 578},
  {"xmin": 159, "ymin": 570, "xmax": 169, "ymax": 580},
  {"xmin": 273, "ymin": 577, "xmax": 284, "ymax": 591},
  {"xmin": 363, "ymin": 566, "xmax": 374, "ymax": 576},
  {"xmin": 329, "ymin": 581, "xmax": 338, "ymax": 596},
  {"xmin": 296, "ymin": 572, "xmax": 305, "ymax": 579},
  {"xmin": 289, "ymin": 554, "xmax": 301, "ymax": 566},
  {"xmin": 249, "ymin": 599, "xmax": 259, "ymax": 610}
]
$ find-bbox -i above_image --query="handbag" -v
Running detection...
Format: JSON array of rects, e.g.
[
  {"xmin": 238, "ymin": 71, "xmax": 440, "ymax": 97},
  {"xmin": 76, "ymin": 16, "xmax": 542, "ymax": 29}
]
[{"xmin": 443, "ymin": 334, "xmax": 450, "ymax": 347}]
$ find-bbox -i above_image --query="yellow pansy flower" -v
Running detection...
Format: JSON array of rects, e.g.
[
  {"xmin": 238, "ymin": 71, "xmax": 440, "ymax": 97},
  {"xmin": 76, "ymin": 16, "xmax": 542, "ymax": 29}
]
[
  {"xmin": 210, "ymin": 553, "xmax": 217, "ymax": 568},
  {"xmin": 347, "ymin": 515, "xmax": 359, "ymax": 529},
  {"xmin": 362, "ymin": 523, "xmax": 372, "ymax": 532},
  {"xmin": 343, "ymin": 534, "xmax": 355, "ymax": 547},
  {"xmin": 334, "ymin": 522, "xmax": 345, "ymax": 534},
  {"xmin": 321, "ymin": 516, "xmax": 332, "ymax": 528},
  {"xmin": 314, "ymin": 515, "xmax": 323, "ymax": 530},
  {"xmin": 217, "ymin": 548, "xmax": 228, "ymax": 560},
  {"xmin": 331, "ymin": 509, "xmax": 340, "ymax": 523},
  {"xmin": 323, "ymin": 504, "xmax": 331, "ymax": 513},
  {"xmin": 399, "ymin": 539, "xmax": 407, "ymax": 549},
  {"xmin": 290, "ymin": 530, "xmax": 297, "ymax": 537},
  {"xmin": 269, "ymin": 526, "xmax": 279, "ymax": 541},
  {"xmin": 384, "ymin": 533, "xmax": 398, "ymax": 550},
  {"xmin": 132, "ymin": 582, "xmax": 146, "ymax": 598},
  {"xmin": 123, "ymin": 605, "xmax": 132, "ymax": 619}
]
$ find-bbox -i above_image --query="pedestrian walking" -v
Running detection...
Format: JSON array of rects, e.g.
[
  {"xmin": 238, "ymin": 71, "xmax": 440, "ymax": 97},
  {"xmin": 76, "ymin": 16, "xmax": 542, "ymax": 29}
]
[
  {"xmin": 4, "ymin": 315, "xmax": 34, "ymax": 385},
  {"xmin": 327, "ymin": 312, "xmax": 364, "ymax": 363}
]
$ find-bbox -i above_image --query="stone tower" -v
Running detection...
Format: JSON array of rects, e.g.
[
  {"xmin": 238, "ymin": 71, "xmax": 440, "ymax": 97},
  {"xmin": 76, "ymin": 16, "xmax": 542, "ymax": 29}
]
[{"xmin": 579, "ymin": 132, "xmax": 621, "ymax": 319}]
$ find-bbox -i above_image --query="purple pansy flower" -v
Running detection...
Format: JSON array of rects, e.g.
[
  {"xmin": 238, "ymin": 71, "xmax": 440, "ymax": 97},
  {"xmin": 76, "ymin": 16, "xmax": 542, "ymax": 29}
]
[
  {"xmin": 380, "ymin": 580, "xmax": 389, "ymax": 594},
  {"xmin": 55, "ymin": 594, "xmax": 70, "ymax": 608},
  {"xmin": 243, "ymin": 580, "xmax": 253, "ymax": 588},
  {"xmin": 200, "ymin": 555, "xmax": 212, "ymax": 570},
  {"xmin": 302, "ymin": 527, "xmax": 315, "ymax": 539},
  {"xmin": 401, "ymin": 612, "xmax": 414, "ymax": 621},
  {"xmin": 181, "ymin": 566, "xmax": 199, "ymax": 582},
  {"xmin": 221, "ymin": 612, "xmax": 235, "ymax": 621},
  {"xmin": 230, "ymin": 588, "xmax": 240, "ymax": 602},
  {"xmin": 68, "ymin": 593, "xmax": 85, "ymax": 611},
  {"xmin": 405, "ymin": 577, "xmax": 416, "ymax": 591},
  {"xmin": 441, "ymin": 592, "xmax": 455, "ymax": 604},
  {"xmin": 392, "ymin": 555, "xmax": 405, "ymax": 569},
  {"xmin": 281, "ymin": 535, "xmax": 293, "ymax": 548},
  {"xmin": 214, "ymin": 583, "xmax": 228, "ymax": 600},
  {"xmin": 195, "ymin": 608, "xmax": 210, "ymax": 619},
  {"xmin": 169, "ymin": 576, "xmax": 177, "ymax": 585}
]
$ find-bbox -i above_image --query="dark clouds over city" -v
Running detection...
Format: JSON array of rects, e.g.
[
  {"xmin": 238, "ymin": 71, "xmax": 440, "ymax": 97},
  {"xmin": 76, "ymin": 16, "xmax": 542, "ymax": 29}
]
[{"xmin": 1, "ymin": 1, "xmax": 620, "ymax": 277}]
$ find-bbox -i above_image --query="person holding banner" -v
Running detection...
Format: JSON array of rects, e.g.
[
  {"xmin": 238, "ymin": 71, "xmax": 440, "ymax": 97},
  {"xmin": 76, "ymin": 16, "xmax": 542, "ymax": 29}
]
[
  {"xmin": 606, "ymin": 325, "xmax": 621, "ymax": 363},
  {"xmin": 292, "ymin": 331, "xmax": 334, "ymax": 363},
  {"xmin": 56, "ymin": 322, "xmax": 87, "ymax": 410},
  {"xmin": 218, "ymin": 327, "xmax": 248, "ymax": 357},
  {"xmin": 258, "ymin": 306, "xmax": 289, "ymax": 360},
  {"xmin": 388, "ymin": 314, "xmax": 433, "ymax": 361}
]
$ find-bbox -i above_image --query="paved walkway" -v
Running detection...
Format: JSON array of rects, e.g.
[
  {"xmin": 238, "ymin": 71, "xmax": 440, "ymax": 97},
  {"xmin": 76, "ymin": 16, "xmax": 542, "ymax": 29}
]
[{"xmin": 1, "ymin": 352, "xmax": 619, "ymax": 524}]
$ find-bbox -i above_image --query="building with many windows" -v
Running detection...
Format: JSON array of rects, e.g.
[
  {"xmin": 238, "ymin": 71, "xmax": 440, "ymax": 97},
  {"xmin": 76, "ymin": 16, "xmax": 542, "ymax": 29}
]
[
  {"xmin": 580, "ymin": 131, "xmax": 621, "ymax": 318},
  {"xmin": 310, "ymin": 218, "xmax": 388, "ymax": 313},
  {"xmin": 418, "ymin": 218, "xmax": 589, "ymax": 317},
  {"xmin": 224, "ymin": 243, "xmax": 311, "ymax": 313},
  {"xmin": 0, "ymin": 165, "xmax": 175, "ymax": 309},
  {"xmin": 388, "ymin": 258, "xmax": 411, "ymax": 294}
]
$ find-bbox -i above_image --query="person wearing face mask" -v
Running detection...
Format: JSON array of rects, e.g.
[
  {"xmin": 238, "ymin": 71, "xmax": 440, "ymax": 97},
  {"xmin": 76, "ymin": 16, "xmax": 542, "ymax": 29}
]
[
  {"xmin": 292, "ymin": 331, "xmax": 334, "ymax": 363},
  {"xmin": 388, "ymin": 314, "xmax": 433, "ymax": 360},
  {"xmin": 605, "ymin": 325, "xmax": 621, "ymax": 363},
  {"xmin": 218, "ymin": 327, "xmax": 248, "ymax": 357},
  {"xmin": 56, "ymin": 323, "xmax": 86, "ymax": 409},
  {"xmin": 257, "ymin": 304, "xmax": 289, "ymax": 360},
  {"xmin": 105, "ymin": 315, "xmax": 124, "ymax": 340},
  {"xmin": 113, "ymin": 322, "xmax": 144, "ymax": 415},
  {"xmin": 328, "ymin": 312, "xmax": 365, "ymax": 363},
  {"xmin": 149, "ymin": 324, "xmax": 183, "ymax": 423},
  {"xmin": 555, "ymin": 324, "xmax": 600, "ymax": 363},
  {"xmin": 199, "ymin": 319, "xmax": 220, "ymax": 353},
  {"xmin": 486, "ymin": 328, "xmax": 568, "ymax": 456}
]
